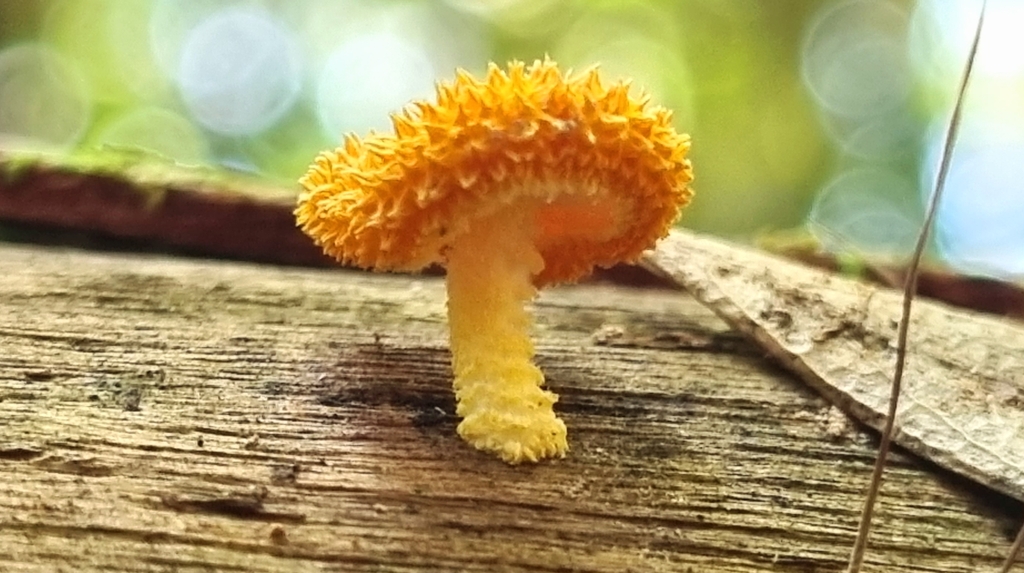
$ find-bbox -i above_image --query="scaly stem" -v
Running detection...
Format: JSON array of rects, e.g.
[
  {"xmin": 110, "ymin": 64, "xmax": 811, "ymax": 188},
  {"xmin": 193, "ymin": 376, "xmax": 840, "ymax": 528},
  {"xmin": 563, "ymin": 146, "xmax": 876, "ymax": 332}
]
[{"xmin": 445, "ymin": 208, "xmax": 568, "ymax": 463}]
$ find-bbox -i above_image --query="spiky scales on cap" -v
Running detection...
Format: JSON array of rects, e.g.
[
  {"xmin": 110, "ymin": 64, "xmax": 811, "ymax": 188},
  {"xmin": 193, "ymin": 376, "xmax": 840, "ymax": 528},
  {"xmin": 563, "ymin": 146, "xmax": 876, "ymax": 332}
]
[{"xmin": 297, "ymin": 57, "xmax": 692, "ymax": 285}]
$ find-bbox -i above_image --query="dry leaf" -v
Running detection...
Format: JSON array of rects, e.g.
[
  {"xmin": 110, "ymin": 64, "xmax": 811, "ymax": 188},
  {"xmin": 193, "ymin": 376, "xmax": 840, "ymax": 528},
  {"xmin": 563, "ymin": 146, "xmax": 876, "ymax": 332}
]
[{"xmin": 644, "ymin": 229, "xmax": 1024, "ymax": 501}]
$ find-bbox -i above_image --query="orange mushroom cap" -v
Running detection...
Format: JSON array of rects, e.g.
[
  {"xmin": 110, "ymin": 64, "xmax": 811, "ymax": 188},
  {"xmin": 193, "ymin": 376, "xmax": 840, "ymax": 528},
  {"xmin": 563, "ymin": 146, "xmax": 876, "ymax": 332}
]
[{"xmin": 297, "ymin": 58, "xmax": 693, "ymax": 285}]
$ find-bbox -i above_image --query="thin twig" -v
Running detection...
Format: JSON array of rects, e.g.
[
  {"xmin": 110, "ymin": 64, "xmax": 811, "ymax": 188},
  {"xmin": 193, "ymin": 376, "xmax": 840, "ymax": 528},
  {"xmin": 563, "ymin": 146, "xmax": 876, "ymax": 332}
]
[
  {"xmin": 844, "ymin": 3, "xmax": 986, "ymax": 572},
  {"xmin": 1002, "ymin": 522, "xmax": 1024, "ymax": 573}
]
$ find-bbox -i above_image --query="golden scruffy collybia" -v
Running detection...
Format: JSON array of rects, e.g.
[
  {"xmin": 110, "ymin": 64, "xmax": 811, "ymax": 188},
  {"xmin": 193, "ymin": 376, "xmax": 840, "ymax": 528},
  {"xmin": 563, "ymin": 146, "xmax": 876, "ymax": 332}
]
[{"xmin": 298, "ymin": 58, "xmax": 693, "ymax": 463}]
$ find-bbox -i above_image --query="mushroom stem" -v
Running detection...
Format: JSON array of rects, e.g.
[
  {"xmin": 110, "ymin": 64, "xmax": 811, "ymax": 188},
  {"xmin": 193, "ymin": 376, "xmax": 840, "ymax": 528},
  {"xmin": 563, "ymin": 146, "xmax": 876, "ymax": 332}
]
[{"xmin": 445, "ymin": 208, "xmax": 568, "ymax": 463}]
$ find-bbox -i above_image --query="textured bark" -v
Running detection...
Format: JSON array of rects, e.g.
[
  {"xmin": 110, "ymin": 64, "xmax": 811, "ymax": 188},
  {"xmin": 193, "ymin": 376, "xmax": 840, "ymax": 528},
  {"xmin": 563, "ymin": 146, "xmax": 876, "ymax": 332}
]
[{"xmin": 0, "ymin": 243, "xmax": 1017, "ymax": 572}]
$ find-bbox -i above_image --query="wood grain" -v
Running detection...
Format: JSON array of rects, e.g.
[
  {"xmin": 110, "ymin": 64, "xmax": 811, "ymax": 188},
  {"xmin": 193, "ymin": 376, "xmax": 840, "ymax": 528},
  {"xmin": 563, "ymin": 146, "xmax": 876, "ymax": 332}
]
[{"xmin": 0, "ymin": 243, "xmax": 1017, "ymax": 572}]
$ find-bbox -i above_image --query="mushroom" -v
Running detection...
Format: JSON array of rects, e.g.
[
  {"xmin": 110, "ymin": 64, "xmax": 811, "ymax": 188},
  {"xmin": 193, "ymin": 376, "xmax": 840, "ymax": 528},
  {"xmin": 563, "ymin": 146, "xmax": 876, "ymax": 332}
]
[{"xmin": 297, "ymin": 58, "xmax": 693, "ymax": 463}]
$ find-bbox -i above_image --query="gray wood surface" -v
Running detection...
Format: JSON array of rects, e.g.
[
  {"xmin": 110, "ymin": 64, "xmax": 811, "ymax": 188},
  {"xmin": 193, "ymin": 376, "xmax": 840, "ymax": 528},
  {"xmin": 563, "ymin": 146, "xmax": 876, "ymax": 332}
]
[{"xmin": 0, "ymin": 243, "xmax": 1017, "ymax": 572}]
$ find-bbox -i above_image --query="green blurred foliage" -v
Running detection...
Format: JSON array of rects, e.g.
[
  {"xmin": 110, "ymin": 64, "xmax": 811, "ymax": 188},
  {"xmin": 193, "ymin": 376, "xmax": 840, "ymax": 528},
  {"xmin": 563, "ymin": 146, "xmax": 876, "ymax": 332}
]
[
  {"xmin": 0, "ymin": 0, "xmax": 923, "ymax": 239},
  {"xmin": 483, "ymin": 0, "xmax": 839, "ymax": 236}
]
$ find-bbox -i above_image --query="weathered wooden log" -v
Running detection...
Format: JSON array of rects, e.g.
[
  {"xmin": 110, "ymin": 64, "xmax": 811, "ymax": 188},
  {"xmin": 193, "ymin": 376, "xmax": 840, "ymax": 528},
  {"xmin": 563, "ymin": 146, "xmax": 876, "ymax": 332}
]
[{"xmin": 0, "ymin": 243, "xmax": 1016, "ymax": 572}]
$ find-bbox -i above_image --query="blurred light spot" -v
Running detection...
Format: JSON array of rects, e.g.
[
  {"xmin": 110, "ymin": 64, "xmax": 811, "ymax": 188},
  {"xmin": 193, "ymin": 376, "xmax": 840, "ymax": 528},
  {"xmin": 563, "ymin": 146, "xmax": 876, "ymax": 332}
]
[
  {"xmin": 104, "ymin": 2, "xmax": 170, "ymax": 100},
  {"xmin": 808, "ymin": 167, "xmax": 922, "ymax": 262},
  {"xmin": 302, "ymin": 1, "xmax": 423, "ymax": 57},
  {"xmin": 557, "ymin": 35, "xmax": 677, "ymax": 107},
  {"xmin": 176, "ymin": 6, "xmax": 302, "ymax": 136},
  {"xmin": 552, "ymin": 4, "xmax": 693, "ymax": 126},
  {"xmin": 91, "ymin": 106, "xmax": 209, "ymax": 164},
  {"xmin": 444, "ymin": 0, "xmax": 572, "ymax": 38},
  {"xmin": 233, "ymin": 104, "xmax": 327, "ymax": 181},
  {"xmin": 300, "ymin": 1, "xmax": 484, "ymax": 84},
  {"xmin": 42, "ymin": 0, "xmax": 165, "ymax": 105},
  {"xmin": 921, "ymin": 123, "xmax": 1024, "ymax": 278},
  {"xmin": 909, "ymin": 0, "xmax": 1023, "ymax": 134},
  {"xmin": 0, "ymin": 43, "xmax": 90, "ymax": 150},
  {"xmin": 149, "ymin": 0, "xmax": 226, "ymax": 80},
  {"xmin": 444, "ymin": 0, "xmax": 552, "ymax": 15},
  {"xmin": 297, "ymin": 1, "xmax": 484, "ymax": 144},
  {"xmin": 820, "ymin": 106, "xmax": 920, "ymax": 161},
  {"xmin": 316, "ymin": 33, "xmax": 436, "ymax": 138},
  {"xmin": 802, "ymin": 0, "xmax": 911, "ymax": 120},
  {"xmin": 910, "ymin": 0, "xmax": 1024, "ymax": 82}
]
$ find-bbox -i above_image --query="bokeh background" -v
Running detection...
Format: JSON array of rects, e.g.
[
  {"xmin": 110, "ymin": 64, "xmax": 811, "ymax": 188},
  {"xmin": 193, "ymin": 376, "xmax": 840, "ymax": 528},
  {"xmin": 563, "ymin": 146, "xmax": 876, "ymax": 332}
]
[{"xmin": 0, "ymin": 0, "xmax": 1018, "ymax": 278}]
